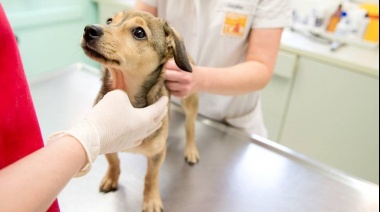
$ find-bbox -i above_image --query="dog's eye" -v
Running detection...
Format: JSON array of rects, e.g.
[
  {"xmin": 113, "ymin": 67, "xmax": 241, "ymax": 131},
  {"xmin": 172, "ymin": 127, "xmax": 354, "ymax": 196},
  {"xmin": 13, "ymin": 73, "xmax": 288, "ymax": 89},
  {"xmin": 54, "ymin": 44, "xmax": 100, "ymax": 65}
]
[
  {"xmin": 106, "ymin": 18, "xmax": 112, "ymax": 25},
  {"xmin": 133, "ymin": 27, "xmax": 146, "ymax": 40}
]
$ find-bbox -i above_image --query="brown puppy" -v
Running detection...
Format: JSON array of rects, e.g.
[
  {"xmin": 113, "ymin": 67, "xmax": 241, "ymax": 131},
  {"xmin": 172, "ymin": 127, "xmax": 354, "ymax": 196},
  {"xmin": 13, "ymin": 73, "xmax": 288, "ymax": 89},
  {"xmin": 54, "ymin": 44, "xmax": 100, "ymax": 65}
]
[{"xmin": 81, "ymin": 10, "xmax": 199, "ymax": 211}]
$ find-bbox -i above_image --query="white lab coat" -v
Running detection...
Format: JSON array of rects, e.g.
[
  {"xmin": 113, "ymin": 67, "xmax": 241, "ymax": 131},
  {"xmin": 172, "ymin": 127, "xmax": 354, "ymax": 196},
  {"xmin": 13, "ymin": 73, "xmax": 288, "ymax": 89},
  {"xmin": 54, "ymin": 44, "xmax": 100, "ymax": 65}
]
[{"xmin": 141, "ymin": 0, "xmax": 292, "ymax": 137}]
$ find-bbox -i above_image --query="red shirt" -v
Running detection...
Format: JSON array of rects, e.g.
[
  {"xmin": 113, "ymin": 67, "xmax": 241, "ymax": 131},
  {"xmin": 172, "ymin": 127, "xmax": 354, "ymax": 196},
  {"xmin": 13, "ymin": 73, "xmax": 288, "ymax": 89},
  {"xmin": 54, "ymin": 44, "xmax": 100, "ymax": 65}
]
[{"xmin": 0, "ymin": 4, "xmax": 60, "ymax": 211}]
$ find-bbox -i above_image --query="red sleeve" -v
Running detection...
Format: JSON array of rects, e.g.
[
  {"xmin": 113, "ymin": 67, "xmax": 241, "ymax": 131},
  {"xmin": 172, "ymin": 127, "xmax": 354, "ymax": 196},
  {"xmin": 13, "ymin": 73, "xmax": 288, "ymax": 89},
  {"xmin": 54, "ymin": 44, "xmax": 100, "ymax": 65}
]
[{"xmin": 0, "ymin": 4, "xmax": 60, "ymax": 212}]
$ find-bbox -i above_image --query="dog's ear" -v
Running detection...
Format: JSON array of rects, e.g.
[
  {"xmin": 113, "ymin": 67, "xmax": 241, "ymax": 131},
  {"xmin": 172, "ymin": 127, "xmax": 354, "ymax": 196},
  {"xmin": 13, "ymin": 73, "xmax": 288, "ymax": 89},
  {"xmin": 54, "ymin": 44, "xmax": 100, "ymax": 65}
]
[{"xmin": 163, "ymin": 22, "xmax": 192, "ymax": 72}]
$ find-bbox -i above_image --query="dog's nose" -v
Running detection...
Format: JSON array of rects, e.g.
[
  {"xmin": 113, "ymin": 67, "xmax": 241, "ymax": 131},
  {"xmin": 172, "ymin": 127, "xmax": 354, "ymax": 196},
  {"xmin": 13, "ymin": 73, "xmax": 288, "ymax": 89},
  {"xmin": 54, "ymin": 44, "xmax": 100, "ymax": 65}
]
[{"xmin": 83, "ymin": 25, "xmax": 104, "ymax": 41}]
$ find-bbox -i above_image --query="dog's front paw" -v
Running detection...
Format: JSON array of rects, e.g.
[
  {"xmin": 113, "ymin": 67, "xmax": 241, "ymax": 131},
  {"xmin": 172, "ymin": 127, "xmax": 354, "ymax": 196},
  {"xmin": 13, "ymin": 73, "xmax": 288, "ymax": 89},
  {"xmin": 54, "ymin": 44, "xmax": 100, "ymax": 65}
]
[
  {"xmin": 99, "ymin": 167, "xmax": 120, "ymax": 193},
  {"xmin": 142, "ymin": 198, "xmax": 164, "ymax": 212},
  {"xmin": 185, "ymin": 146, "xmax": 200, "ymax": 165}
]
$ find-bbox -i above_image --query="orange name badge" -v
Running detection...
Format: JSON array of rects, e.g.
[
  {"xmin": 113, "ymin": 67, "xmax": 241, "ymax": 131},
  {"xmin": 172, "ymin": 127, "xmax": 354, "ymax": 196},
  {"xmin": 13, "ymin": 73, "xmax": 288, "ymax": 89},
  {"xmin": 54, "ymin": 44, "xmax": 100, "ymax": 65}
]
[{"xmin": 222, "ymin": 12, "xmax": 248, "ymax": 37}]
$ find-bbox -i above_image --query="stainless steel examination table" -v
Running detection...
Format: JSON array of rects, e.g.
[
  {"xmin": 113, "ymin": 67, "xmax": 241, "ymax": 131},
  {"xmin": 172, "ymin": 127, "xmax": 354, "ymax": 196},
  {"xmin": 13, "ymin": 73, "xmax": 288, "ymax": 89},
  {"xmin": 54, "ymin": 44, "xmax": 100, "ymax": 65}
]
[{"xmin": 30, "ymin": 65, "xmax": 379, "ymax": 212}]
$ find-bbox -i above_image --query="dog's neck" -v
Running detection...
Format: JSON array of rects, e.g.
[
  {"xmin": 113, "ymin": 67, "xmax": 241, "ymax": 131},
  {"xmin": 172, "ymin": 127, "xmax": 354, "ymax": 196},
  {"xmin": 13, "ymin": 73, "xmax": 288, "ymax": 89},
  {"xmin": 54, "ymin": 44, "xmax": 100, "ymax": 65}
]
[
  {"xmin": 107, "ymin": 64, "xmax": 167, "ymax": 108},
  {"xmin": 134, "ymin": 64, "xmax": 166, "ymax": 108}
]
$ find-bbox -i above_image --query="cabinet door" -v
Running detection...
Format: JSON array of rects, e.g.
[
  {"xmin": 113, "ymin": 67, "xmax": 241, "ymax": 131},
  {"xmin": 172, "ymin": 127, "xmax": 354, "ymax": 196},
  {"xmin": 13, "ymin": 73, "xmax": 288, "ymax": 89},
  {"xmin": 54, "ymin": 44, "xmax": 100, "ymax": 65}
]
[
  {"xmin": 9, "ymin": 4, "xmax": 98, "ymax": 78},
  {"xmin": 281, "ymin": 57, "xmax": 379, "ymax": 184},
  {"xmin": 262, "ymin": 51, "xmax": 297, "ymax": 141},
  {"xmin": 16, "ymin": 22, "xmax": 84, "ymax": 78}
]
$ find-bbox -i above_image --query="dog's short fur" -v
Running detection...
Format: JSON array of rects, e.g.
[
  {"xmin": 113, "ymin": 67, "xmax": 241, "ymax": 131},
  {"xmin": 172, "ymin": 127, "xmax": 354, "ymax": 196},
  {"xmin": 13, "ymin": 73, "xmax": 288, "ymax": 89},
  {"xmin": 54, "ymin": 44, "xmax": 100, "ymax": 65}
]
[{"xmin": 81, "ymin": 10, "xmax": 199, "ymax": 211}]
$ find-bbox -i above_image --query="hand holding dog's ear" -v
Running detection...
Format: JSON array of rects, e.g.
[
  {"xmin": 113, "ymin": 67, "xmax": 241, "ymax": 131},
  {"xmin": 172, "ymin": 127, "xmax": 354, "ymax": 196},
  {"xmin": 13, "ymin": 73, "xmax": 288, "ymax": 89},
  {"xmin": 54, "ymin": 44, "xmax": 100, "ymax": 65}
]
[
  {"xmin": 47, "ymin": 90, "xmax": 168, "ymax": 177},
  {"xmin": 165, "ymin": 59, "xmax": 198, "ymax": 98}
]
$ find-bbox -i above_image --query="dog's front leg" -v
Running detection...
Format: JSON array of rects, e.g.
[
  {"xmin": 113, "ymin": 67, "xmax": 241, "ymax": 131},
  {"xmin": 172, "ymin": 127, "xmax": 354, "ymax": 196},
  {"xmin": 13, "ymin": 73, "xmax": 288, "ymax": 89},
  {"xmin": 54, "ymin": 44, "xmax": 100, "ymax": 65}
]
[
  {"xmin": 99, "ymin": 153, "xmax": 121, "ymax": 192},
  {"xmin": 181, "ymin": 94, "xmax": 200, "ymax": 165},
  {"xmin": 143, "ymin": 149, "xmax": 166, "ymax": 212}
]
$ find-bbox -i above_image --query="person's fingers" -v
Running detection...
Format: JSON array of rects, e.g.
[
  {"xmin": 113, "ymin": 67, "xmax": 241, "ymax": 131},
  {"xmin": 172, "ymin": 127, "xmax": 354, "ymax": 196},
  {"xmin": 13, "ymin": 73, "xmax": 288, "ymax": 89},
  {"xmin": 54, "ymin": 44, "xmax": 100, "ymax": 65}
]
[
  {"xmin": 170, "ymin": 91, "xmax": 186, "ymax": 98},
  {"xmin": 104, "ymin": 89, "xmax": 133, "ymax": 108},
  {"xmin": 165, "ymin": 81, "xmax": 182, "ymax": 91},
  {"xmin": 104, "ymin": 89, "xmax": 125, "ymax": 98},
  {"xmin": 108, "ymin": 69, "xmax": 128, "ymax": 90},
  {"xmin": 97, "ymin": 90, "xmax": 122, "ymax": 107},
  {"xmin": 147, "ymin": 121, "xmax": 163, "ymax": 136},
  {"xmin": 132, "ymin": 139, "xmax": 143, "ymax": 147},
  {"xmin": 116, "ymin": 70, "xmax": 127, "ymax": 91},
  {"xmin": 165, "ymin": 59, "xmax": 179, "ymax": 70},
  {"xmin": 143, "ymin": 96, "xmax": 169, "ymax": 120},
  {"xmin": 154, "ymin": 106, "xmax": 168, "ymax": 123},
  {"xmin": 121, "ymin": 139, "xmax": 143, "ymax": 151},
  {"xmin": 164, "ymin": 68, "xmax": 184, "ymax": 82}
]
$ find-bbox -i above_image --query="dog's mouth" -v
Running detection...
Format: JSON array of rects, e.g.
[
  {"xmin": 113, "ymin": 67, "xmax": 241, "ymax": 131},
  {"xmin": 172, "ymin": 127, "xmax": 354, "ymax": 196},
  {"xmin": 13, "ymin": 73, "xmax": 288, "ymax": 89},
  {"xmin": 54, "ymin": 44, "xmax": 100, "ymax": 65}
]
[{"xmin": 82, "ymin": 42, "xmax": 120, "ymax": 65}]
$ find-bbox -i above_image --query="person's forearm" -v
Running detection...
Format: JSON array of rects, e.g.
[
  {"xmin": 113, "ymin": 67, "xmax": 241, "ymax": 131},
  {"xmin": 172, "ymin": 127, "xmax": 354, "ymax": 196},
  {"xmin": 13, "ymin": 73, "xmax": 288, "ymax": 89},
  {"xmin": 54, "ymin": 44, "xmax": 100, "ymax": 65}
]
[
  {"xmin": 196, "ymin": 60, "xmax": 273, "ymax": 96},
  {"xmin": 0, "ymin": 136, "xmax": 87, "ymax": 212}
]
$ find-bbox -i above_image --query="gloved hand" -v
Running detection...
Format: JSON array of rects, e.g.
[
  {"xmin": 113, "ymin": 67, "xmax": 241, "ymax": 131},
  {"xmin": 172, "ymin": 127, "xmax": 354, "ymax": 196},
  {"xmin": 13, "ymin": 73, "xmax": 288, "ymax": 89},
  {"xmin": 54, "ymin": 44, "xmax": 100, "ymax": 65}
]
[{"xmin": 47, "ymin": 90, "xmax": 169, "ymax": 176}]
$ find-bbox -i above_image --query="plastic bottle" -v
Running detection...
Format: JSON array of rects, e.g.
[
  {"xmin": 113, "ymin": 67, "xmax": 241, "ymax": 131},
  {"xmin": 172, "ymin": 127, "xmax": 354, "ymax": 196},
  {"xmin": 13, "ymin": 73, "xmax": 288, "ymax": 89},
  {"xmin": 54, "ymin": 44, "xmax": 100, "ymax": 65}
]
[
  {"xmin": 330, "ymin": 11, "xmax": 349, "ymax": 51},
  {"xmin": 327, "ymin": 4, "xmax": 343, "ymax": 32},
  {"xmin": 335, "ymin": 12, "xmax": 349, "ymax": 37}
]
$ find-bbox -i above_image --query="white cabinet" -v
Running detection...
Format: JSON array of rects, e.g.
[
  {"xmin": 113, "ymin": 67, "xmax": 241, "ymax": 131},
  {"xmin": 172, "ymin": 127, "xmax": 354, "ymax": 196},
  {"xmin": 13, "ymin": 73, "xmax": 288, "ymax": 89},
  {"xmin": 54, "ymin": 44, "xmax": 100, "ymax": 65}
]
[
  {"xmin": 262, "ymin": 51, "xmax": 297, "ymax": 141},
  {"xmin": 4, "ymin": 3, "xmax": 98, "ymax": 78},
  {"xmin": 278, "ymin": 57, "xmax": 379, "ymax": 184}
]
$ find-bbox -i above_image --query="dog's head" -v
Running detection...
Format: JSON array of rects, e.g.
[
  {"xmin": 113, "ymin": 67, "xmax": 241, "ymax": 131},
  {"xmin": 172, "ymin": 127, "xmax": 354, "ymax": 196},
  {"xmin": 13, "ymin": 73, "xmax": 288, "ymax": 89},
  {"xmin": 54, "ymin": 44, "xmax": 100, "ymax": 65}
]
[{"xmin": 81, "ymin": 10, "xmax": 192, "ymax": 76}]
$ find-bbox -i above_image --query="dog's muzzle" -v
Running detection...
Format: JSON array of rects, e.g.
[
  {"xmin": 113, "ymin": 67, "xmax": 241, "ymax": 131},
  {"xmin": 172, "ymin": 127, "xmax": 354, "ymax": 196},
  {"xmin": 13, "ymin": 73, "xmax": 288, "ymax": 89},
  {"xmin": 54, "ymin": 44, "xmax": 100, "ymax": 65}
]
[{"xmin": 83, "ymin": 25, "xmax": 104, "ymax": 41}]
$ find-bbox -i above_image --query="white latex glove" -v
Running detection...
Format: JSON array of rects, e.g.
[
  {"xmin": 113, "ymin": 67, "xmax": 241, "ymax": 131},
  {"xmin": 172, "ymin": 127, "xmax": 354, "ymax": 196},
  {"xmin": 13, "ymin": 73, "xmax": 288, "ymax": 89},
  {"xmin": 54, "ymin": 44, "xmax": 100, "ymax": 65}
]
[{"xmin": 47, "ymin": 90, "xmax": 168, "ymax": 176}]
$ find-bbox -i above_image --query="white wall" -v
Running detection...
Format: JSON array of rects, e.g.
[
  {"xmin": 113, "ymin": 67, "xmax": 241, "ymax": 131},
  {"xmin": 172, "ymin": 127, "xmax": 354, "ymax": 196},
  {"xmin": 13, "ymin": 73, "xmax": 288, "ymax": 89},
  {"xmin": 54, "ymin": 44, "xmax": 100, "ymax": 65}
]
[{"xmin": 291, "ymin": 0, "xmax": 379, "ymax": 12}]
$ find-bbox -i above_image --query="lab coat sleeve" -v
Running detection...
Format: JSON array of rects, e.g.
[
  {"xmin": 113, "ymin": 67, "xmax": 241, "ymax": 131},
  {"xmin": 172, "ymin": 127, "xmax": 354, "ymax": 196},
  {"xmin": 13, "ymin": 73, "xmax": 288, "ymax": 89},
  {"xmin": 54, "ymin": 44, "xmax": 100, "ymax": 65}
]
[
  {"xmin": 252, "ymin": 0, "xmax": 293, "ymax": 29},
  {"xmin": 139, "ymin": 0, "xmax": 157, "ymax": 7}
]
